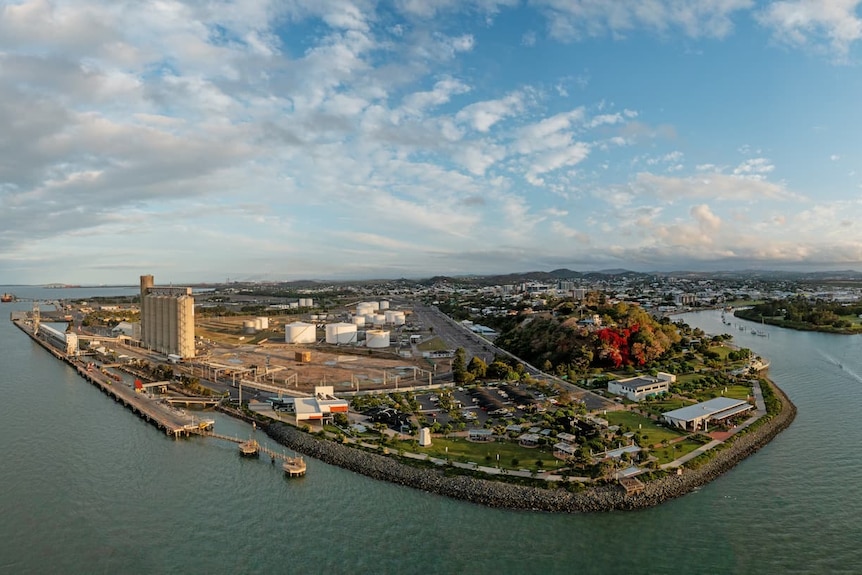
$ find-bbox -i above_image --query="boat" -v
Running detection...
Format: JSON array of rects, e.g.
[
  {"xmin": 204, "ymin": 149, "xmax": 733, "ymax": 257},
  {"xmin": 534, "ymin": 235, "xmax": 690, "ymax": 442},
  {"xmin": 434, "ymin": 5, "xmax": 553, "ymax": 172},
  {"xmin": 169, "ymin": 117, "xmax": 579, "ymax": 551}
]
[{"xmin": 1, "ymin": 293, "xmax": 14, "ymax": 303}]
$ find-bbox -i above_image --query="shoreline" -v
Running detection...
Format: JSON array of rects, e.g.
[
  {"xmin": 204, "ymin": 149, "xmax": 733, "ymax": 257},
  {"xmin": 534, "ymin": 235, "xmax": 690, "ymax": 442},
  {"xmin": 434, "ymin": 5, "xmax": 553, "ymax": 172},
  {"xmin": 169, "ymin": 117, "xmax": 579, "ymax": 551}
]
[
  {"xmin": 12, "ymin": 316, "xmax": 797, "ymax": 513},
  {"xmin": 257, "ymin": 376, "xmax": 796, "ymax": 513}
]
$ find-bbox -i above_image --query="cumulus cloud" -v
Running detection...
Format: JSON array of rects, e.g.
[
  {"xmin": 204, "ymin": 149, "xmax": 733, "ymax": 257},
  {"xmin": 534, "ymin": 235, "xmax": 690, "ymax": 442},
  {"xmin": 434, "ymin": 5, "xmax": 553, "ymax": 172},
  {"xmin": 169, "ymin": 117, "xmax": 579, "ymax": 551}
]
[
  {"xmin": 757, "ymin": 0, "xmax": 862, "ymax": 56},
  {"xmin": 456, "ymin": 91, "xmax": 525, "ymax": 132}
]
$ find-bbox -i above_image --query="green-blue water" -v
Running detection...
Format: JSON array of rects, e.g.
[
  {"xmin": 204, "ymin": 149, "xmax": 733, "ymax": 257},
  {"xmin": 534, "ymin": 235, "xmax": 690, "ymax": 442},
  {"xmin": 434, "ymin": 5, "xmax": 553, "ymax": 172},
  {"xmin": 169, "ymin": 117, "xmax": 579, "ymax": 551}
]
[{"xmin": 2, "ymin": 288, "xmax": 861, "ymax": 574}]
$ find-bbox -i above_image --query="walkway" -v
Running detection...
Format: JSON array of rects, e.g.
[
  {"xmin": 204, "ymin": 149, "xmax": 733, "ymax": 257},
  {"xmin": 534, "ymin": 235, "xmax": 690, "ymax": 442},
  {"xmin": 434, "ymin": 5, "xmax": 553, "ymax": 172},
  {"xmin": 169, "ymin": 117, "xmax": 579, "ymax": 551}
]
[{"xmin": 661, "ymin": 379, "xmax": 768, "ymax": 469}]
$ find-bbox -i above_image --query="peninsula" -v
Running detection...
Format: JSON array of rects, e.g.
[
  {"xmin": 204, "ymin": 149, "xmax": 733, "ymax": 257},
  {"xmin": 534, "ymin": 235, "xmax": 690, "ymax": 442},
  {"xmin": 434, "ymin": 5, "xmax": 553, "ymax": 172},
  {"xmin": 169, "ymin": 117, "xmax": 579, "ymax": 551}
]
[{"xmin": 7, "ymin": 269, "xmax": 805, "ymax": 512}]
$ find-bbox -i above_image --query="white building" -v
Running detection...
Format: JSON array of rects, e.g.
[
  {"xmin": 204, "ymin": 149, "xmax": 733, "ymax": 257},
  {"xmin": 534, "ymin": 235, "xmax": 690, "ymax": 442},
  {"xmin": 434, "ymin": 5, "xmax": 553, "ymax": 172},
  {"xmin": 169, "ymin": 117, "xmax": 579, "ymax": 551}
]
[
  {"xmin": 608, "ymin": 373, "xmax": 675, "ymax": 402},
  {"xmin": 294, "ymin": 386, "xmax": 349, "ymax": 423}
]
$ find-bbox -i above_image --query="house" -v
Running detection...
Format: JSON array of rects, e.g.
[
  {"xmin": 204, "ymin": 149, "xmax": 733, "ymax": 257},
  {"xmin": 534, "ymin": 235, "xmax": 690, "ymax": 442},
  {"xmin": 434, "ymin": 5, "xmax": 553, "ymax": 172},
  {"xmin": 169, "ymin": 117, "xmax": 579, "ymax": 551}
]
[
  {"xmin": 556, "ymin": 432, "xmax": 577, "ymax": 444},
  {"xmin": 554, "ymin": 442, "xmax": 578, "ymax": 460},
  {"xmin": 607, "ymin": 372, "xmax": 675, "ymax": 402},
  {"xmin": 662, "ymin": 397, "xmax": 754, "ymax": 431},
  {"xmin": 518, "ymin": 433, "xmax": 541, "ymax": 447},
  {"xmin": 467, "ymin": 428, "xmax": 494, "ymax": 442}
]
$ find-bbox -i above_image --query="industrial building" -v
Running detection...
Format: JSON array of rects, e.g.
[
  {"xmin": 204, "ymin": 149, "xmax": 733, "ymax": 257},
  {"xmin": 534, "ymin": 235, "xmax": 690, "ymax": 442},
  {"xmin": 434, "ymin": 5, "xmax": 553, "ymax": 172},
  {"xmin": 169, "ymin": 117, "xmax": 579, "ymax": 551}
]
[
  {"xmin": 139, "ymin": 274, "xmax": 195, "ymax": 359},
  {"xmin": 38, "ymin": 323, "xmax": 78, "ymax": 355},
  {"xmin": 294, "ymin": 386, "xmax": 349, "ymax": 423}
]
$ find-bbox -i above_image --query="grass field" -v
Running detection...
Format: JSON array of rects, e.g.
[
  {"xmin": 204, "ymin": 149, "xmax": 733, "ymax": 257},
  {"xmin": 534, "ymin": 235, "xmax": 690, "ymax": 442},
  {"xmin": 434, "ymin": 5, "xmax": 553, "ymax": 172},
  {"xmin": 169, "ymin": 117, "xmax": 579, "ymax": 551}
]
[
  {"xmin": 391, "ymin": 436, "xmax": 562, "ymax": 472},
  {"xmin": 604, "ymin": 410, "xmax": 687, "ymax": 447},
  {"xmin": 691, "ymin": 384, "xmax": 752, "ymax": 402},
  {"xmin": 653, "ymin": 438, "xmax": 704, "ymax": 465},
  {"xmin": 416, "ymin": 336, "xmax": 450, "ymax": 352}
]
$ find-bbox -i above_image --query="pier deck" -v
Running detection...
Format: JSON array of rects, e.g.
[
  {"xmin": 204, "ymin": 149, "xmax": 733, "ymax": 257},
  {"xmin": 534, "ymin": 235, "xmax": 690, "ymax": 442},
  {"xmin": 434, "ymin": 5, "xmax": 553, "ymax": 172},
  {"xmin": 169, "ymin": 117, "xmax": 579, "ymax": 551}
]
[
  {"xmin": 13, "ymin": 320, "xmax": 211, "ymax": 437},
  {"xmin": 193, "ymin": 430, "xmax": 306, "ymax": 476}
]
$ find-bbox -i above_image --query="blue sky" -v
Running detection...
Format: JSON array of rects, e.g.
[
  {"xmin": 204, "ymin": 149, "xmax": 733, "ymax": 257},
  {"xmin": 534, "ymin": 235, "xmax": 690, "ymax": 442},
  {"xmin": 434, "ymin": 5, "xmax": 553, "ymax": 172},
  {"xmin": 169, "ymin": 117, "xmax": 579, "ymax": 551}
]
[{"xmin": 2, "ymin": 0, "xmax": 862, "ymax": 284}]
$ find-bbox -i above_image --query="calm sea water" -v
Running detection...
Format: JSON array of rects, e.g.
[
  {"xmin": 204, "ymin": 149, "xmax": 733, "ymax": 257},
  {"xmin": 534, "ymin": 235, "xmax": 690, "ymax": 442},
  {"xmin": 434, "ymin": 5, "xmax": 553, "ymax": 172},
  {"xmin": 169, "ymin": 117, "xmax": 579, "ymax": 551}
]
[{"xmin": 2, "ymin": 288, "xmax": 861, "ymax": 574}]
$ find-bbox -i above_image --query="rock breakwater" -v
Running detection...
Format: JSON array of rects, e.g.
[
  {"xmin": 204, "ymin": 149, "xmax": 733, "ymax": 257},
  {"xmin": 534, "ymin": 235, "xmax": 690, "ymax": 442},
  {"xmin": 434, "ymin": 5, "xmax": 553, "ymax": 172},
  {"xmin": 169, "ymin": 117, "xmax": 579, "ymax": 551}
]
[{"xmin": 262, "ymin": 379, "xmax": 796, "ymax": 513}]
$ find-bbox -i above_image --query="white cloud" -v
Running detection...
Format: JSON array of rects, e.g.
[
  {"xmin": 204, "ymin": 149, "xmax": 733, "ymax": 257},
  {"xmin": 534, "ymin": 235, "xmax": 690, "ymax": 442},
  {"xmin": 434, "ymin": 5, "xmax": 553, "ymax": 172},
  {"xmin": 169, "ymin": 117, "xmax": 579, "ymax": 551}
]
[
  {"xmin": 691, "ymin": 203, "xmax": 722, "ymax": 232},
  {"xmin": 757, "ymin": 0, "xmax": 862, "ymax": 56},
  {"xmin": 633, "ymin": 171, "xmax": 796, "ymax": 201},
  {"xmin": 456, "ymin": 91, "xmax": 525, "ymax": 132},
  {"xmin": 533, "ymin": 0, "xmax": 753, "ymax": 41},
  {"xmin": 733, "ymin": 157, "xmax": 775, "ymax": 180},
  {"xmin": 401, "ymin": 77, "xmax": 471, "ymax": 116}
]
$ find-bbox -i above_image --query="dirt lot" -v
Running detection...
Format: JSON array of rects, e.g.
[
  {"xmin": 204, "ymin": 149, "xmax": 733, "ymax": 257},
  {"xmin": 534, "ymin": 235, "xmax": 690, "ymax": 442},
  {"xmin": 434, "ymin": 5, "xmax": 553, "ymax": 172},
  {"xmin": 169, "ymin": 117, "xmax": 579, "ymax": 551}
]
[{"xmin": 200, "ymin": 342, "xmax": 436, "ymax": 394}]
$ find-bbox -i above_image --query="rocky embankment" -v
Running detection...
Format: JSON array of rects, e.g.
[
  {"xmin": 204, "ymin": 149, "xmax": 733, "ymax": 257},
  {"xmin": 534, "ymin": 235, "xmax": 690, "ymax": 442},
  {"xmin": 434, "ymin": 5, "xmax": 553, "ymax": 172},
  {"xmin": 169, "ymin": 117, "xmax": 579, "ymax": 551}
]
[{"xmin": 262, "ymin": 379, "xmax": 796, "ymax": 513}]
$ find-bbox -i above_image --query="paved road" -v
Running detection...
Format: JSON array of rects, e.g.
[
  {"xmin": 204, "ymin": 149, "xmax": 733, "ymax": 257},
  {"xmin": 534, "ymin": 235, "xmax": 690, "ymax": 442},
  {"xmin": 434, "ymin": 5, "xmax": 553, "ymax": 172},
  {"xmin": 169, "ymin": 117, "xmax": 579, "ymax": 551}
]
[{"xmin": 410, "ymin": 304, "xmax": 617, "ymax": 413}]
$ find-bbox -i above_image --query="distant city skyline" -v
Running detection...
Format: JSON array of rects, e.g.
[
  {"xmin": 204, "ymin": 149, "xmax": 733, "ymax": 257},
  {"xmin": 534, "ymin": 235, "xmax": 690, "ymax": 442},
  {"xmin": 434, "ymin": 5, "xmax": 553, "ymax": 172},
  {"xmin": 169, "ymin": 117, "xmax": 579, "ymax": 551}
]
[{"xmin": 3, "ymin": 1, "xmax": 862, "ymax": 284}]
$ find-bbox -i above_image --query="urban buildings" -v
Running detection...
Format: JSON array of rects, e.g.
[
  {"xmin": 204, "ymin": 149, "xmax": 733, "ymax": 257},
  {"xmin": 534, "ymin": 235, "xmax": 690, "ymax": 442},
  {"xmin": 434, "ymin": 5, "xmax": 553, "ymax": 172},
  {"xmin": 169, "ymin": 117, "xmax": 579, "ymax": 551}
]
[{"xmin": 139, "ymin": 274, "xmax": 195, "ymax": 359}]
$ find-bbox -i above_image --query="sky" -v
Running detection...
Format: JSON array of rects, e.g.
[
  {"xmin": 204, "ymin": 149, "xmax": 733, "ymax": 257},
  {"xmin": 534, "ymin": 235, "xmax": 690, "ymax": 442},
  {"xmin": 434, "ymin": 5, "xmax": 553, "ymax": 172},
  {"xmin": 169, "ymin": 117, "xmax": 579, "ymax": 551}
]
[{"xmin": 2, "ymin": 0, "xmax": 862, "ymax": 284}]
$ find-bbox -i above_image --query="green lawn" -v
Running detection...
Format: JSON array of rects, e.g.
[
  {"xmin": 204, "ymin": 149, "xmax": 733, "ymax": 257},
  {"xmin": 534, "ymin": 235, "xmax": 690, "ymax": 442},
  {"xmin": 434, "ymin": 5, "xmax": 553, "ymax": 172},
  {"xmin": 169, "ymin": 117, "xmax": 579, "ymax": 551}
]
[
  {"xmin": 416, "ymin": 336, "xmax": 450, "ymax": 352},
  {"xmin": 604, "ymin": 410, "xmax": 687, "ymax": 448},
  {"xmin": 391, "ymin": 436, "xmax": 562, "ymax": 472},
  {"xmin": 653, "ymin": 438, "xmax": 704, "ymax": 465},
  {"xmin": 691, "ymin": 384, "xmax": 752, "ymax": 403}
]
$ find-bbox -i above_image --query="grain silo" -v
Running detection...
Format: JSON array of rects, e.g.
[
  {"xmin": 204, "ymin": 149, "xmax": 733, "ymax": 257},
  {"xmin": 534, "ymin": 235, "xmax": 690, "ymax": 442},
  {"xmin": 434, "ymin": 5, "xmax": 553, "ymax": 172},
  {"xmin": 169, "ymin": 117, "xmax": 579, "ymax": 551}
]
[
  {"xmin": 366, "ymin": 329, "xmax": 390, "ymax": 348},
  {"xmin": 285, "ymin": 322, "xmax": 316, "ymax": 344},
  {"xmin": 325, "ymin": 322, "xmax": 357, "ymax": 344}
]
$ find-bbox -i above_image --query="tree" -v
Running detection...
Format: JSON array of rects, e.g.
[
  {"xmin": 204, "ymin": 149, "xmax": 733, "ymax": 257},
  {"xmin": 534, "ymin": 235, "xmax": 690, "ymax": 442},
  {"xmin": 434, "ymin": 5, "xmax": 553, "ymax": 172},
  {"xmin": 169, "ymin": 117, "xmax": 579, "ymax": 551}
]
[
  {"xmin": 467, "ymin": 356, "xmax": 487, "ymax": 379},
  {"xmin": 452, "ymin": 348, "xmax": 467, "ymax": 383}
]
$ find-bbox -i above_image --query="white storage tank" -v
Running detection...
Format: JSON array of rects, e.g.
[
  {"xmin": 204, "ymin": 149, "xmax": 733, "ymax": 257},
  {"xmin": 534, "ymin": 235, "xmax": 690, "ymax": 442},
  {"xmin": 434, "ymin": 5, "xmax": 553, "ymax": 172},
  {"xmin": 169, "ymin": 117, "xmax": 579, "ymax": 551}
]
[
  {"xmin": 299, "ymin": 298, "xmax": 314, "ymax": 308},
  {"xmin": 366, "ymin": 329, "xmax": 390, "ymax": 348},
  {"xmin": 256, "ymin": 317, "xmax": 269, "ymax": 330},
  {"xmin": 242, "ymin": 320, "xmax": 257, "ymax": 334},
  {"xmin": 372, "ymin": 313, "xmax": 385, "ymax": 326},
  {"xmin": 379, "ymin": 300, "xmax": 390, "ymax": 310},
  {"xmin": 352, "ymin": 315, "xmax": 366, "ymax": 327},
  {"xmin": 326, "ymin": 322, "xmax": 357, "ymax": 344},
  {"xmin": 384, "ymin": 310, "xmax": 406, "ymax": 325},
  {"xmin": 356, "ymin": 303, "xmax": 375, "ymax": 316},
  {"xmin": 364, "ymin": 313, "xmax": 376, "ymax": 325},
  {"xmin": 285, "ymin": 322, "xmax": 316, "ymax": 344}
]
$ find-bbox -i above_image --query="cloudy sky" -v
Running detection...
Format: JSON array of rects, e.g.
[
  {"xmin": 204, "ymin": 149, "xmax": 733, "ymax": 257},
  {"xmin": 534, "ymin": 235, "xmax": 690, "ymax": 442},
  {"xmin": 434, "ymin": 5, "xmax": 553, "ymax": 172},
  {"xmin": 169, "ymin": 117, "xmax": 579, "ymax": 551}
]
[{"xmin": 2, "ymin": 0, "xmax": 862, "ymax": 284}]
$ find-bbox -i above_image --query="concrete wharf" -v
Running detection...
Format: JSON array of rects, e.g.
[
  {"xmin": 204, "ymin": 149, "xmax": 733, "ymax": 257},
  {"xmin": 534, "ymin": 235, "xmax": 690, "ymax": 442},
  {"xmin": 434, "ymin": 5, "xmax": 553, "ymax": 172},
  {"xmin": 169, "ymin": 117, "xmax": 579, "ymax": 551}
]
[{"xmin": 12, "ymin": 319, "xmax": 212, "ymax": 437}]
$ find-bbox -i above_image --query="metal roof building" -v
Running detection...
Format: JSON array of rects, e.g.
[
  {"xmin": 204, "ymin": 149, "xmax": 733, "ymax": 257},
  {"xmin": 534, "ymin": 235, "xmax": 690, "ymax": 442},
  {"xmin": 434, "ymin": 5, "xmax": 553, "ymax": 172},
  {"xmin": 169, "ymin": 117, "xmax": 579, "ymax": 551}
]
[{"xmin": 663, "ymin": 397, "xmax": 753, "ymax": 431}]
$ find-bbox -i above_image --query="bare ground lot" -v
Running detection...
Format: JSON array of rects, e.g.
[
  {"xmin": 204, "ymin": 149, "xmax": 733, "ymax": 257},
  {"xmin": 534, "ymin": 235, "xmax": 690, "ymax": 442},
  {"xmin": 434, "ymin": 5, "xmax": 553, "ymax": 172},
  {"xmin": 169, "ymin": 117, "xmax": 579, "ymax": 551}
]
[{"xmin": 196, "ymin": 316, "xmax": 439, "ymax": 393}]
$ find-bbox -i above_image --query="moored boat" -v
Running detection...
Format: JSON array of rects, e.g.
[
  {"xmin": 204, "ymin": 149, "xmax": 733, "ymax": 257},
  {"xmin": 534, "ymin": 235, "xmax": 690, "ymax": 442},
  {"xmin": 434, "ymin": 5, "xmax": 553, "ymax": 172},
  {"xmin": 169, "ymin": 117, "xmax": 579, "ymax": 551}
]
[{"xmin": 1, "ymin": 293, "xmax": 14, "ymax": 303}]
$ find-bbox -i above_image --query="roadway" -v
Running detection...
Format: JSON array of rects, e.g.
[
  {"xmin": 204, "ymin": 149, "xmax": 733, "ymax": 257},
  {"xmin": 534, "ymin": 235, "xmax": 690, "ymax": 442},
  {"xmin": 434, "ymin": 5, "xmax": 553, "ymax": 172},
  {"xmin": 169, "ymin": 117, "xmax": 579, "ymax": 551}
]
[{"xmin": 409, "ymin": 304, "xmax": 616, "ymax": 413}]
